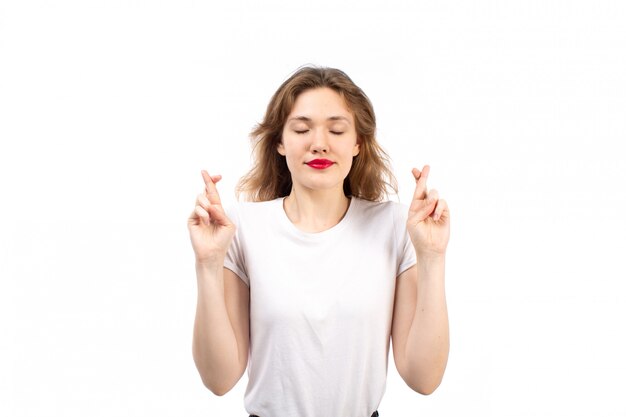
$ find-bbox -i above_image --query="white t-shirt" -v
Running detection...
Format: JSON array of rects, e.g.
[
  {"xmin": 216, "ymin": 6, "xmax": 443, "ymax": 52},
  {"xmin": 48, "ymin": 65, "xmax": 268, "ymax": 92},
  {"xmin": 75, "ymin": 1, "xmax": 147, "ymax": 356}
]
[{"xmin": 224, "ymin": 196, "xmax": 417, "ymax": 417}]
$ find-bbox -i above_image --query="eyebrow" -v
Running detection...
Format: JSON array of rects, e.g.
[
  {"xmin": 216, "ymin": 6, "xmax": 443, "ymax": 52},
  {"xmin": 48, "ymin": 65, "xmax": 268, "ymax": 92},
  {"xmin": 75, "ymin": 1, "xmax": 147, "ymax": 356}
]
[{"xmin": 287, "ymin": 115, "xmax": 352, "ymax": 124}]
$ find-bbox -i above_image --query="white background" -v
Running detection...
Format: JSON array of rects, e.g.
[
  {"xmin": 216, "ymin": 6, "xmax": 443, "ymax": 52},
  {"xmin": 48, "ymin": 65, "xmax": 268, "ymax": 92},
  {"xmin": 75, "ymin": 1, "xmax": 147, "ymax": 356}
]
[{"xmin": 1, "ymin": 0, "xmax": 625, "ymax": 416}]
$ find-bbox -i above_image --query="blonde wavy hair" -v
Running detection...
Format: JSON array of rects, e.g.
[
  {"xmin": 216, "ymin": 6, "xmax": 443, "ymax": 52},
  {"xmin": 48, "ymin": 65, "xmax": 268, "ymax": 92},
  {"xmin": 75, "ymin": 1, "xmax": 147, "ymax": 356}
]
[{"xmin": 236, "ymin": 65, "xmax": 397, "ymax": 202}]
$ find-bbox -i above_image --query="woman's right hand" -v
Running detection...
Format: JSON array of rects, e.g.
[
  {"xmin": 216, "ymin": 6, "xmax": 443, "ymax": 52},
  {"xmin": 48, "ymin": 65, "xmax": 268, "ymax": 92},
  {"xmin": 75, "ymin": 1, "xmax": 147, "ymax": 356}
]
[{"xmin": 188, "ymin": 170, "xmax": 237, "ymax": 264}]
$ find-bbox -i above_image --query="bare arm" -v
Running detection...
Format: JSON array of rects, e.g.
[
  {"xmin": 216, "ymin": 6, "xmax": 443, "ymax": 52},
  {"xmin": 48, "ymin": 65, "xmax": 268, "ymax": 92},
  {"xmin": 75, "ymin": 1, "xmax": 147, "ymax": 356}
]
[
  {"xmin": 193, "ymin": 264, "xmax": 249, "ymax": 395},
  {"xmin": 188, "ymin": 170, "xmax": 250, "ymax": 395},
  {"xmin": 391, "ymin": 260, "xmax": 449, "ymax": 395},
  {"xmin": 393, "ymin": 165, "xmax": 450, "ymax": 394}
]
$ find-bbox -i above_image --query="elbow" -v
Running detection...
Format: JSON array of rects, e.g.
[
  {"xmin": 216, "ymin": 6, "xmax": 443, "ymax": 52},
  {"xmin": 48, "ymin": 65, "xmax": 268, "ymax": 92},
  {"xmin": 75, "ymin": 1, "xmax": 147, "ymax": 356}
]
[
  {"xmin": 399, "ymin": 352, "xmax": 448, "ymax": 395},
  {"xmin": 208, "ymin": 386, "xmax": 231, "ymax": 397},
  {"xmin": 193, "ymin": 349, "xmax": 244, "ymax": 397},
  {"xmin": 402, "ymin": 369, "xmax": 444, "ymax": 396},
  {"xmin": 195, "ymin": 359, "xmax": 245, "ymax": 397},
  {"xmin": 194, "ymin": 358, "xmax": 238, "ymax": 396},
  {"xmin": 412, "ymin": 381, "xmax": 440, "ymax": 396},
  {"xmin": 201, "ymin": 377, "xmax": 235, "ymax": 396}
]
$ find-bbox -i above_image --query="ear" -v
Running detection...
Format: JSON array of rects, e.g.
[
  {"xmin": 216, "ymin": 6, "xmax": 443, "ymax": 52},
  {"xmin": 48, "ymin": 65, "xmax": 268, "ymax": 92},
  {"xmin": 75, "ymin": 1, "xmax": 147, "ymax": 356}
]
[
  {"xmin": 352, "ymin": 140, "xmax": 360, "ymax": 157},
  {"xmin": 277, "ymin": 141, "xmax": 286, "ymax": 156}
]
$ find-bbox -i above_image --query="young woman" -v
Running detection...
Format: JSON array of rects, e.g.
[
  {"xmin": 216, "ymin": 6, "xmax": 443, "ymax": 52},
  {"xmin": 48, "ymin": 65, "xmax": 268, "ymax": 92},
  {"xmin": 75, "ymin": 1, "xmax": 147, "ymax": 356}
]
[{"xmin": 189, "ymin": 66, "xmax": 450, "ymax": 417}]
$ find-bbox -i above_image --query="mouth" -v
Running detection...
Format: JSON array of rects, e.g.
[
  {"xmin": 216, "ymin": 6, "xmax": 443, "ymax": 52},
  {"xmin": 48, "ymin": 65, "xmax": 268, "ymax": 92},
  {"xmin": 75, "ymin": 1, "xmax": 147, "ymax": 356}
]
[{"xmin": 305, "ymin": 159, "xmax": 334, "ymax": 169}]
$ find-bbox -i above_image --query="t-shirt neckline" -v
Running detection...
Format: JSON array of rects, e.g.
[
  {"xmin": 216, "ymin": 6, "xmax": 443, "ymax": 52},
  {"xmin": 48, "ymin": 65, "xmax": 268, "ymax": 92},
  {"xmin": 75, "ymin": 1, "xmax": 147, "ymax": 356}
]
[{"xmin": 276, "ymin": 196, "xmax": 359, "ymax": 240}]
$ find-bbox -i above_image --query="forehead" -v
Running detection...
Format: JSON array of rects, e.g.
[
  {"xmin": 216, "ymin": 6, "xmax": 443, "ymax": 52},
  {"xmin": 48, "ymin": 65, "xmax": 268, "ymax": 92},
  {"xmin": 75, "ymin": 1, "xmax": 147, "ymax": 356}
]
[{"xmin": 288, "ymin": 87, "xmax": 353, "ymax": 121}]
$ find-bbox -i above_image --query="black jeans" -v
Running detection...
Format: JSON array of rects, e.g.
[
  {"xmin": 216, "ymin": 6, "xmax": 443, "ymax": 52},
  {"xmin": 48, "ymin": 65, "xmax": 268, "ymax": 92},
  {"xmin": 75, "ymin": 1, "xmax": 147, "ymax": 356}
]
[{"xmin": 250, "ymin": 412, "xmax": 379, "ymax": 417}]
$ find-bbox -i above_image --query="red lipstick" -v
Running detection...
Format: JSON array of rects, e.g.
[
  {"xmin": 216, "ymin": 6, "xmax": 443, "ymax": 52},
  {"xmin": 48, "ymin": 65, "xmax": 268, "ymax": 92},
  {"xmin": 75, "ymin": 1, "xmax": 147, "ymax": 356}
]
[{"xmin": 306, "ymin": 159, "xmax": 334, "ymax": 169}]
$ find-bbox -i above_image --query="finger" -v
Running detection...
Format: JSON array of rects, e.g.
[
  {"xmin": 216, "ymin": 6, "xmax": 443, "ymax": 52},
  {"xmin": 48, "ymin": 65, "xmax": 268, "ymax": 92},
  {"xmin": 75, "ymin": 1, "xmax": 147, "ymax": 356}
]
[
  {"xmin": 193, "ymin": 205, "xmax": 210, "ymax": 226},
  {"xmin": 201, "ymin": 171, "xmax": 222, "ymax": 184},
  {"xmin": 426, "ymin": 188, "xmax": 439, "ymax": 203},
  {"xmin": 196, "ymin": 193, "xmax": 210, "ymax": 210},
  {"xmin": 206, "ymin": 203, "xmax": 233, "ymax": 227},
  {"xmin": 411, "ymin": 165, "xmax": 430, "ymax": 201},
  {"xmin": 432, "ymin": 198, "xmax": 449, "ymax": 222},
  {"xmin": 426, "ymin": 189, "xmax": 439, "ymax": 218},
  {"xmin": 201, "ymin": 170, "xmax": 222, "ymax": 205},
  {"xmin": 409, "ymin": 197, "xmax": 437, "ymax": 222}
]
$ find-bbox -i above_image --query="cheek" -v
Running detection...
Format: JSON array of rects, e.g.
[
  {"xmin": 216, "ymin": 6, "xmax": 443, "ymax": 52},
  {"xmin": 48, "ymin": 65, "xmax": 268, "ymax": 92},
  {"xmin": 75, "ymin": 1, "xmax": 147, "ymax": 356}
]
[
  {"xmin": 341, "ymin": 140, "xmax": 359, "ymax": 156},
  {"xmin": 278, "ymin": 141, "xmax": 302, "ymax": 166},
  {"xmin": 281, "ymin": 137, "xmax": 307, "ymax": 156},
  {"xmin": 277, "ymin": 134, "xmax": 295, "ymax": 156}
]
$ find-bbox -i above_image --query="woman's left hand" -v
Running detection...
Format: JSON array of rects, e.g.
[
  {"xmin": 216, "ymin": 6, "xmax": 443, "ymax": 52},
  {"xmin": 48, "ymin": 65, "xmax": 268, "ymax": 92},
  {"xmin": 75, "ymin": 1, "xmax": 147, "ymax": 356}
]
[{"xmin": 407, "ymin": 165, "xmax": 450, "ymax": 259}]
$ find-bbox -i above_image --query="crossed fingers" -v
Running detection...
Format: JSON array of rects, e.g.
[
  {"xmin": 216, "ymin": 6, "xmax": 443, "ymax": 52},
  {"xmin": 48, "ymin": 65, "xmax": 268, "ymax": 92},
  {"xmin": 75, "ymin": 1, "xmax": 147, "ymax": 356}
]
[
  {"xmin": 201, "ymin": 170, "xmax": 222, "ymax": 205},
  {"xmin": 194, "ymin": 170, "xmax": 223, "ymax": 226},
  {"xmin": 411, "ymin": 165, "xmax": 448, "ymax": 222}
]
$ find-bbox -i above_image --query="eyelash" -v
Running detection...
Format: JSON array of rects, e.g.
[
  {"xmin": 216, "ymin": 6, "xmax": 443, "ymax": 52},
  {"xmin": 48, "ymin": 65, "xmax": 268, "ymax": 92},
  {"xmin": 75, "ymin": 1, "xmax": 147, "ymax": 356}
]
[{"xmin": 294, "ymin": 130, "xmax": 344, "ymax": 135}]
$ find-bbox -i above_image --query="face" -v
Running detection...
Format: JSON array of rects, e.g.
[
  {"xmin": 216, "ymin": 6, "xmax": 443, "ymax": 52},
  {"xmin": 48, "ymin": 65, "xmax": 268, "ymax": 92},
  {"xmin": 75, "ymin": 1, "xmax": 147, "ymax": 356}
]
[{"xmin": 278, "ymin": 87, "xmax": 360, "ymax": 194}]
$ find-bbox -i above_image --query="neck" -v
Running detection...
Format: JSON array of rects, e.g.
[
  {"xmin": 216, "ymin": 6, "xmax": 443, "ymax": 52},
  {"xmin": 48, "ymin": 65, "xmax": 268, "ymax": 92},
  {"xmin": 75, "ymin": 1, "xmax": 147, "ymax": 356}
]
[{"xmin": 283, "ymin": 186, "xmax": 351, "ymax": 233}]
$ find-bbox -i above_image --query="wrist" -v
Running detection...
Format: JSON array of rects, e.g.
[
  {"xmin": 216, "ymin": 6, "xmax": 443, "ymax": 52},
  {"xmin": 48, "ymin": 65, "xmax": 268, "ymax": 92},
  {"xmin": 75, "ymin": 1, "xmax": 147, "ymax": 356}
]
[
  {"xmin": 415, "ymin": 250, "xmax": 446, "ymax": 265},
  {"xmin": 415, "ymin": 251, "xmax": 446, "ymax": 275},
  {"xmin": 195, "ymin": 257, "xmax": 225, "ymax": 275},
  {"xmin": 195, "ymin": 251, "xmax": 227, "ymax": 266}
]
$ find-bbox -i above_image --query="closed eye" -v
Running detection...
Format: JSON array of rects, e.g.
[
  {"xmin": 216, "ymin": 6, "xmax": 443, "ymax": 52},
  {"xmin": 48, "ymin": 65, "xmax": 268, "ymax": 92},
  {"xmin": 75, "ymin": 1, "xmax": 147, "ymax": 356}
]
[{"xmin": 294, "ymin": 129, "xmax": 344, "ymax": 135}]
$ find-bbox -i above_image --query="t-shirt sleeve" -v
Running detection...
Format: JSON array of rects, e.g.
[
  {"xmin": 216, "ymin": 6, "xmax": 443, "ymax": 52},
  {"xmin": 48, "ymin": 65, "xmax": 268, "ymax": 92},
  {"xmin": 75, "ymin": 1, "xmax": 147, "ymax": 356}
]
[
  {"xmin": 223, "ymin": 203, "xmax": 250, "ymax": 286},
  {"xmin": 394, "ymin": 202, "xmax": 417, "ymax": 277}
]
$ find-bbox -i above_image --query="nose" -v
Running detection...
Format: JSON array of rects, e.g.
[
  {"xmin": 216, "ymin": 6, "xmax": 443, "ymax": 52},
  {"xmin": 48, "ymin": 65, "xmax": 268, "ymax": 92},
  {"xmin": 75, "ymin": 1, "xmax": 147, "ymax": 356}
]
[{"xmin": 310, "ymin": 129, "xmax": 329, "ymax": 154}]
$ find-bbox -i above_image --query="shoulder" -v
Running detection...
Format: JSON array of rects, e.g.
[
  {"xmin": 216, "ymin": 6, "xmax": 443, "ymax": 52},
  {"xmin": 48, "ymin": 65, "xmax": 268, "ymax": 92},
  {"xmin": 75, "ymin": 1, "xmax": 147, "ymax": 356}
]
[{"xmin": 351, "ymin": 198, "xmax": 411, "ymax": 241}]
